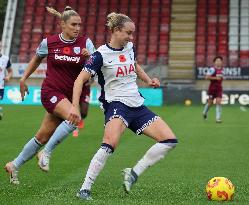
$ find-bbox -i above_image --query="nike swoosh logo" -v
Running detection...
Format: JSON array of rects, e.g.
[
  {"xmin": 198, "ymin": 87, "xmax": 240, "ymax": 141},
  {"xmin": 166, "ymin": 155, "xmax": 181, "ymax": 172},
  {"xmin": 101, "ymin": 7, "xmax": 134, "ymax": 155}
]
[{"xmin": 108, "ymin": 61, "xmax": 113, "ymax": 63}]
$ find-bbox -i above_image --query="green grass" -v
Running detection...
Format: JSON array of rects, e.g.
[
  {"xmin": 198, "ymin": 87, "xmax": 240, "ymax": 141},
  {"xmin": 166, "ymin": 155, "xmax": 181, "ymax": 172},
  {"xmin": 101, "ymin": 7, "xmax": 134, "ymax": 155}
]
[{"xmin": 0, "ymin": 105, "xmax": 248, "ymax": 204}]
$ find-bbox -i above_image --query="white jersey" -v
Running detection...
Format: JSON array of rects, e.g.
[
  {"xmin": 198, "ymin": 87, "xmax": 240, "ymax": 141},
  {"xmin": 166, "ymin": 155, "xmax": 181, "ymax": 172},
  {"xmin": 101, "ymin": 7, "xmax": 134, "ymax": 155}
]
[
  {"xmin": 0, "ymin": 54, "xmax": 11, "ymax": 89},
  {"xmin": 83, "ymin": 42, "xmax": 144, "ymax": 107}
]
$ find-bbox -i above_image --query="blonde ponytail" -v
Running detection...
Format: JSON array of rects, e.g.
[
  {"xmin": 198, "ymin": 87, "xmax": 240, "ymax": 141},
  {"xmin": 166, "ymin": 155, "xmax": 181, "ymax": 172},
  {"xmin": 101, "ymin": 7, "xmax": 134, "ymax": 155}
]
[{"xmin": 106, "ymin": 12, "xmax": 133, "ymax": 31}]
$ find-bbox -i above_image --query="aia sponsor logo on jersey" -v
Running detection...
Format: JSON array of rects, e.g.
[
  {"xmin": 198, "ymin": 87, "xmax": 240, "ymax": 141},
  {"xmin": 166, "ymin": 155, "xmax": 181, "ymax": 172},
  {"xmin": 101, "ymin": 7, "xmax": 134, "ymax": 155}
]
[
  {"xmin": 63, "ymin": 47, "xmax": 71, "ymax": 55},
  {"xmin": 116, "ymin": 64, "xmax": 135, "ymax": 77},
  {"xmin": 119, "ymin": 55, "xmax": 126, "ymax": 62}
]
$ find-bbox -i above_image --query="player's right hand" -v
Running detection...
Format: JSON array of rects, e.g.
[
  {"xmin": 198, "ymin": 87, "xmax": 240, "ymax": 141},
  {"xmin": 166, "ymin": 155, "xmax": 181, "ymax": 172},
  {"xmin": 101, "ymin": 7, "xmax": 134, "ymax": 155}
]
[
  {"xmin": 68, "ymin": 105, "xmax": 81, "ymax": 125},
  {"xmin": 19, "ymin": 79, "xmax": 29, "ymax": 101}
]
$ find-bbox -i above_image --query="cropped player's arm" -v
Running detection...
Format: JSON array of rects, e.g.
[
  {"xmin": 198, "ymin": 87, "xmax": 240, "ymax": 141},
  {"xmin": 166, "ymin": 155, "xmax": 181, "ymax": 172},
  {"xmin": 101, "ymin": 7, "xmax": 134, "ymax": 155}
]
[
  {"xmin": 69, "ymin": 70, "xmax": 91, "ymax": 124},
  {"xmin": 20, "ymin": 56, "xmax": 43, "ymax": 100},
  {"xmin": 135, "ymin": 63, "xmax": 160, "ymax": 88},
  {"xmin": 4, "ymin": 67, "xmax": 13, "ymax": 82}
]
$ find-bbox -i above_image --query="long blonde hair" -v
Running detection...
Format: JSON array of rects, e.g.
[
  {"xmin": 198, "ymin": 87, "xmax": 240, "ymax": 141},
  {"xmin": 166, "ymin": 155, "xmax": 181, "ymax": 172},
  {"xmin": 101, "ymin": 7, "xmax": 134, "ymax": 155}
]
[
  {"xmin": 46, "ymin": 6, "xmax": 79, "ymax": 21},
  {"xmin": 106, "ymin": 12, "xmax": 133, "ymax": 32}
]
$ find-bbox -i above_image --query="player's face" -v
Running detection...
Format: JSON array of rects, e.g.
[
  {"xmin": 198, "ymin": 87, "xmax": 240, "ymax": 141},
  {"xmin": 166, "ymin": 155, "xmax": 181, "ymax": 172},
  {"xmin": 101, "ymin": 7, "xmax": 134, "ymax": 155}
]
[
  {"xmin": 115, "ymin": 22, "xmax": 135, "ymax": 47},
  {"xmin": 62, "ymin": 15, "xmax": 81, "ymax": 39},
  {"xmin": 214, "ymin": 58, "xmax": 223, "ymax": 68}
]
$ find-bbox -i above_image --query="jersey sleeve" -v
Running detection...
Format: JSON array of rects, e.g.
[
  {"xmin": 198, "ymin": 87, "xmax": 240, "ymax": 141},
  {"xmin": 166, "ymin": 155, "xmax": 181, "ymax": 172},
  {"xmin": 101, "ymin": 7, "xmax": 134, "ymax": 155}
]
[
  {"xmin": 82, "ymin": 51, "xmax": 103, "ymax": 76},
  {"xmin": 6, "ymin": 59, "xmax": 11, "ymax": 68},
  {"xmin": 86, "ymin": 38, "xmax": 96, "ymax": 55},
  {"xmin": 36, "ymin": 38, "xmax": 48, "ymax": 58},
  {"xmin": 207, "ymin": 67, "xmax": 215, "ymax": 75},
  {"xmin": 132, "ymin": 45, "xmax": 137, "ymax": 61}
]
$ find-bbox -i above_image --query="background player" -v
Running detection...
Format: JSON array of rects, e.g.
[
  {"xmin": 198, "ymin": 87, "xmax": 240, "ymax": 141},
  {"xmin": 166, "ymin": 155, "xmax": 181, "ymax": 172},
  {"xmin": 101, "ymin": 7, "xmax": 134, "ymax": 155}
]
[
  {"xmin": 203, "ymin": 56, "xmax": 224, "ymax": 123},
  {"xmin": 0, "ymin": 40, "xmax": 13, "ymax": 120},
  {"xmin": 5, "ymin": 6, "xmax": 94, "ymax": 184},
  {"xmin": 68, "ymin": 12, "xmax": 178, "ymax": 200}
]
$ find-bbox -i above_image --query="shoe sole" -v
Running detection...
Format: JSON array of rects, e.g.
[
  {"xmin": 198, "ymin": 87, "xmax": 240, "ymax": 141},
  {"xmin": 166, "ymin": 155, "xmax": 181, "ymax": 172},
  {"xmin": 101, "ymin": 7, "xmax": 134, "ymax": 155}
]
[{"xmin": 122, "ymin": 170, "xmax": 130, "ymax": 194}]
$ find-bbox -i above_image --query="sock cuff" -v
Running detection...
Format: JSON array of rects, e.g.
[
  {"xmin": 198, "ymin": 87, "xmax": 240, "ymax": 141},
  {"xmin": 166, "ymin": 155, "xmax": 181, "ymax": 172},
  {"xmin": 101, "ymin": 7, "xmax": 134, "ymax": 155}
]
[
  {"xmin": 64, "ymin": 120, "xmax": 77, "ymax": 130},
  {"xmin": 159, "ymin": 138, "xmax": 178, "ymax": 144},
  {"xmin": 34, "ymin": 137, "xmax": 43, "ymax": 146},
  {"xmin": 101, "ymin": 143, "xmax": 114, "ymax": 153}
]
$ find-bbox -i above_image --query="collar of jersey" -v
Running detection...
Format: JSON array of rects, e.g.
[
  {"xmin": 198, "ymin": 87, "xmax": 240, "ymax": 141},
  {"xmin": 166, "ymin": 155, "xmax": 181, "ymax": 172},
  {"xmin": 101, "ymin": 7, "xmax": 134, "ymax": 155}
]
[
  {"xmin": 106, "ymin": 43, "xmax": 124, "ymax": 51},
  {"xmin": 59, "ymin": 33, "xmax": 77, "ymax": 43}
]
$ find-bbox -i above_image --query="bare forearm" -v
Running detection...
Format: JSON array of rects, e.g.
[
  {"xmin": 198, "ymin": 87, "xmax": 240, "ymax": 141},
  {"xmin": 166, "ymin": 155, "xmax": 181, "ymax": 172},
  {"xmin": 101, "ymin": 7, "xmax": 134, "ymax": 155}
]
[
  {"xmin": 72, "ymin": 71, "xmax": 91, "ymax": 107},
  {"xmin": 136, "ymin": 64, "xmax": 151, "ymax": 84},
  {"xmin": 21, "ymin": 55, "xmax": 42, "ymax": 80}
]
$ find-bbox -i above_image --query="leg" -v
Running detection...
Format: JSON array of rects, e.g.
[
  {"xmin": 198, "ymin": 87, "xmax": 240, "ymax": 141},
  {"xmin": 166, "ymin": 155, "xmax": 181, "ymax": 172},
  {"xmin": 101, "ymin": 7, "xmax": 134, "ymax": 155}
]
[
  {"xmin": 123, "ymin": 118, "xmax": 178, "ymax": 193},
  {"xmin": 73, "ymin": 102, "xmax": 89, "ymax": 137},
  {"xmin": 0, "ymin": 89, "xmax": 4, "ymax": 120},
  {"xmin": 215, "ymin": 97, "xmax": 222, "ymax": 123},
  {"xmin": 38, "ymin": 98, "xmax": 77, "ymax": 171},
  {"xmin": 77, "ymin": 118, "xmax": 126, "ymax": 200},
  {"xmin": 5, "ymin": 112, "xmax": 60, "ymax": 184},
  {"xmin": 203, "ymin": 98, "xmax": 213, "ymax": 119}
]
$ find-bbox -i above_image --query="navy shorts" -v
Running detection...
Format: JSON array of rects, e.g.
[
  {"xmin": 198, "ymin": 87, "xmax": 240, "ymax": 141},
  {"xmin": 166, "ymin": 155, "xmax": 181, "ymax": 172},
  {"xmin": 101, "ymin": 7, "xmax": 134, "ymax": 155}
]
[
  {"xmin": 101, "ymin": 101, "xmax": 160, "ymax": 135},
  {"xmin": 0, "ymin": 89, "xmax": 4, "ymax": 100}
]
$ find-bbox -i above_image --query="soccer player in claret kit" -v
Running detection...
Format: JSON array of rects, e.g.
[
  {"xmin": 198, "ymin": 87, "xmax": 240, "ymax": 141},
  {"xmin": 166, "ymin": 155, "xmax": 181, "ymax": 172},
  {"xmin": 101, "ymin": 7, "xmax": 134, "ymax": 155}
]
[
  {"xmin": 68, "ymin": 12, "xmax": 178, "ymax": 200},
  {"xmin": 203, "ymin": 56, "xmax": 224, "ymax": 123},
  {"xmin": 5, "ymin": 6, "xmax": 95, "ymax": 184},
  {"xmin": 0, "ymin": 40, "xmax": 13, "ymax": 120}
]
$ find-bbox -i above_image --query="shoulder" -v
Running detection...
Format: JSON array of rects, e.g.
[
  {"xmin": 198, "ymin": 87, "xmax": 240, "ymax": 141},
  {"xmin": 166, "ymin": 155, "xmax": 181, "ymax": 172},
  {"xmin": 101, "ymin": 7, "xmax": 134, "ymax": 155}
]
[{"xmin": 47, "ymin": 34, "xmax": 59, "ymax": 43}]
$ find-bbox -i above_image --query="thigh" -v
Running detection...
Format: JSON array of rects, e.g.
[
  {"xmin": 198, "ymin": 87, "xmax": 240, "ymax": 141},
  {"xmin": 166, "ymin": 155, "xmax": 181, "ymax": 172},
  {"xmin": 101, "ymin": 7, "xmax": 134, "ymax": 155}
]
[
  {"xmin": 35, "ymin": 112, "xmax": 62, "ymax": 144},
  {"xmin": 103, "ymin": 118, "xmax": 126, "ymax": 149},
  {"xmin": 53, "ymin": 98, "xmax": 74, "ymax": 120},
  {"xmin": 142, "ymin": 118, "xmax": 176, "ymax": 142}
]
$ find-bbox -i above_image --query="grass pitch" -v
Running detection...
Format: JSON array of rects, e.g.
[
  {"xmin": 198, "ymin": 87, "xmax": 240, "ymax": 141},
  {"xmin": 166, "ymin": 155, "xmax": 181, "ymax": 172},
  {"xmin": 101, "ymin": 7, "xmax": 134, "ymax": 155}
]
[{"xmin": 0, "ymin": 105, "xmax": 248, "ymax": 204}]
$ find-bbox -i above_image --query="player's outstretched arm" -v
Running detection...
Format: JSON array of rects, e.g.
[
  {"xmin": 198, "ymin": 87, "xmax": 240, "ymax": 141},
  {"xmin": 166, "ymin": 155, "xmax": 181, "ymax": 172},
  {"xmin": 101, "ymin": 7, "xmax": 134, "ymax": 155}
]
[
  {"xmin": 69, "ymin": 70, "xmax": 91, "ymax": 125},
  {"xmin": 135, "ymin": 63, "xmax": 160, "ymax": 88},
  {"xmin": 20, "ymin": 55, "xmax": 43, "ymax": 101}
]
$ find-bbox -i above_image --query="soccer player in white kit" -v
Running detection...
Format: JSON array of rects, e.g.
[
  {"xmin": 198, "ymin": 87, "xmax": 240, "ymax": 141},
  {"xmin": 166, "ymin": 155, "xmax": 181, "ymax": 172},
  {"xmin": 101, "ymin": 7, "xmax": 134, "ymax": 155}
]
[
  {"xmin": 68, "ymin": 12, "xmax": 178, "ymax": 200},
  {"xmin": 0, "ymin": 40, "xmax": 13, "ymax": 120}
]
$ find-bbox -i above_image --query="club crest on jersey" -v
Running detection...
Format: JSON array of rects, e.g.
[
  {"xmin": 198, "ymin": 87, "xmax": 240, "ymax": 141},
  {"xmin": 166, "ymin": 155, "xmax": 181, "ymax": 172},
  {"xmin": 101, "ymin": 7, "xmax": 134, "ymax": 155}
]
[
  {"xmin": 119, "ymin": 55, "xmax": 126, "ymax": 62},
  {"xmin": 116, "ymin": 64, "xmax": 135, "ymax": 77},
  {"xmin": 73, "ymin": 47, "xmax": 81, "ymax": 54},
  {"xmin": 63, "ymin": 47, "xmax": 71, "ymax": 55},
  {"xmin": 85, "ymin": 55, "xmax": 95, "ymax": 66}
]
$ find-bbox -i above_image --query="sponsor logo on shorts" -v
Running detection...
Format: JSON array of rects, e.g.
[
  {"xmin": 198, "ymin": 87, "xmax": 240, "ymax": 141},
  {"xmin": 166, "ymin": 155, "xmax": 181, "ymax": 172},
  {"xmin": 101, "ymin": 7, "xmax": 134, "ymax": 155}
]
[
  {"xmin": 55, "ymin": 54, "xmax": 80, "ymax": 63},
  {"xmin": 50, "ymin": 96, "xmax": 58, "ymax": 104}
]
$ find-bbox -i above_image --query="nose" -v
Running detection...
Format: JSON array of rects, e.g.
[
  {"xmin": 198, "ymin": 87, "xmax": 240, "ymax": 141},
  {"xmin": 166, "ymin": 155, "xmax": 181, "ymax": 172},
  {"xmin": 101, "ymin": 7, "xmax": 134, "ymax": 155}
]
[{"xmin": 129, "ymin": 34, "xmax": 133, "ymax": 41}]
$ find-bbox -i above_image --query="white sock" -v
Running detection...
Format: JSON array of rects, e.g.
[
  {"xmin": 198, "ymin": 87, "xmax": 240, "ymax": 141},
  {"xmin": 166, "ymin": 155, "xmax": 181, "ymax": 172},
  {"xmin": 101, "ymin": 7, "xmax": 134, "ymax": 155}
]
[
  {"xmin": 203, "ymin": 103, "xmax": 209, "ymax": 115},
  {"xmin": 80, "ymin": 143, "xmax": 114, "ymax": 191},
  {"xmin": 44, "ymin": 120, "xmax": 76, "ymax": 155},
  {"xmin": 132, "ymin": 139, "xmax": 178, "ymax": 177},
  {"xmin": 216, "ymin": 105, "xmax": 222, "ymax": 120},
  {"xmin": 13, "ymin": 137, "xmax": 43, "ymax": 169}
]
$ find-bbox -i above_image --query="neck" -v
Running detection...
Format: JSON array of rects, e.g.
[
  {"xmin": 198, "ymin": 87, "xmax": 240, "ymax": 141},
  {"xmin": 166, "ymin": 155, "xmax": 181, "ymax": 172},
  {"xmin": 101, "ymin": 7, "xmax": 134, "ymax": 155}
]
[
  {"xmin": 61, "ymin": 32, "xmax": 74, "ymax": 41},
  {"xmin": 109, "ymin": 39, "xmax": 123, "ymax": 49}
]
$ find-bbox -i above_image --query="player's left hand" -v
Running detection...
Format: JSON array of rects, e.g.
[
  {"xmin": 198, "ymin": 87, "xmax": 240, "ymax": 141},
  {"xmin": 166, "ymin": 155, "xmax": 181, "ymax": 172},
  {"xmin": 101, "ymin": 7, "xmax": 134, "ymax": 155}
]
[
  {"xmin": 148, "ymin": 78, "xmax": 160, "ymax": 88},
  {"xmin": 82, "ymin": 48, "xmax": 90, "ymax": 59}
]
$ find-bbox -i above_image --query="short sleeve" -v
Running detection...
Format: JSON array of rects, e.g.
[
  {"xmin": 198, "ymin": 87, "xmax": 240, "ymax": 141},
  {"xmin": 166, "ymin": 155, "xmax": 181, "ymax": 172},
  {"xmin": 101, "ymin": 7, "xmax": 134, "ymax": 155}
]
[
  {"xmin": 36, "ymin": 39, "xmax": 48, "ymax": 58},
  {"xmin": 207, "ymin": 67, "xmax": 215, "ymax": 75},
  {"xmin": 86, "ymin": 38, "xmax": 96, "ymax": 55},
  {"xmin": 6, "ymin": 59, "xmax": 11, "ymax": 68},
  {"xmin": 132, "ymin": 45, "xmax": 137, "ymax": 61},
  {"xmin": 83, "ymin": 51, "xmax": 103, "ymax": 76}
]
